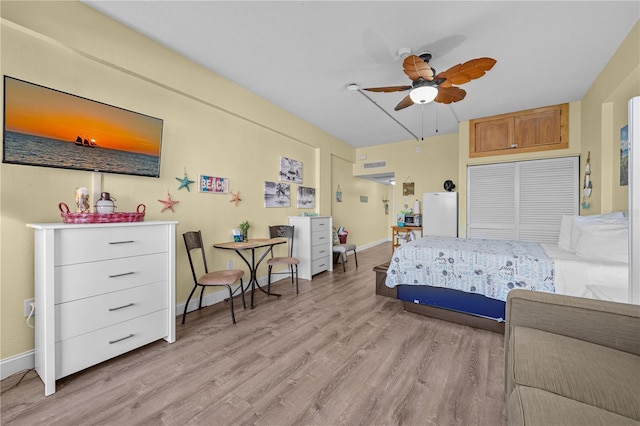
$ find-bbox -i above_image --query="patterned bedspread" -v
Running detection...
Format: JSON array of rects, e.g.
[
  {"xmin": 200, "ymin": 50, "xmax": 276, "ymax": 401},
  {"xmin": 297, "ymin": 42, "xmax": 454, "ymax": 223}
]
[{"xmin": 385, "ymin": 236, "xmax": 555, "ymax": 301}]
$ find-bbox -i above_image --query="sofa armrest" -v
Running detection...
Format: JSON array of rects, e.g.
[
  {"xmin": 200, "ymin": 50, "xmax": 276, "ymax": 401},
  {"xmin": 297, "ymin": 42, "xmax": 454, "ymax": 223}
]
[{"xmin": 504, "ymin": 289, "xmax": 640, "ymax": 395}]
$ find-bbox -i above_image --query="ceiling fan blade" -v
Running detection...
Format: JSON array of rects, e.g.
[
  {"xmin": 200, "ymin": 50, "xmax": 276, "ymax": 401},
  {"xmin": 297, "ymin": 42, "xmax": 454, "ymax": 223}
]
[
  {"xmin": 435, "ymin": 78, "xmax": 453, "ymax": 89},
  {"xmin": 435, "ymin": 86, "xmax": 466, "ymax": 104},
  {"xmin": 394, "ymin": 95, "xmax": 414, "ymax": 111},
  {"xmin": 363, "ymin": 85, "xmax": 412, "ymax": 93},
  {"xmin": 438, "ymin": 57, "xmax": 496, "ymax": 85},
  {"xmin": 402, "ymin": 55, "xmax": 434, "ymax": 81}
]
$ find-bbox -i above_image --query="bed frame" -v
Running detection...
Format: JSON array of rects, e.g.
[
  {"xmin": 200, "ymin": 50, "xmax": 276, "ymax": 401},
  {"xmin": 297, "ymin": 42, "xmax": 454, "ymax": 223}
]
[{"xmin": 374, "ymin": 262, "xmax": 505, "ymax": 334}]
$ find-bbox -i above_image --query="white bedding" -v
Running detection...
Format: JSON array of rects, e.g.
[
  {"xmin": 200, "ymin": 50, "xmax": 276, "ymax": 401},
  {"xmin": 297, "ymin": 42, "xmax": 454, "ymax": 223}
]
[{"xmin": 541, "ymin": 243, "xmax": 628, "ymax": 298}]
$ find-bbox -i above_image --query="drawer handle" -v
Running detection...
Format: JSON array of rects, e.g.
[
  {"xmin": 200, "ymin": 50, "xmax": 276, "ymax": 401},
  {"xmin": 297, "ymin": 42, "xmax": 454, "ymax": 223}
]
[
  {"xmin": 108, "ymin": 303, "xmax": 134, "ymax": 311},
  {"xmin": 109, "ymin": 334, "xmax": 134, "ymax": 344},
  {"xmin": 318, "ymin": 236, "xmax": 326, "ymax": 240},
  {"xmin": 108, "ymin": 272, "xmax": 135, "ymax": 278},
  {"xmin": 319, "ymin": 250, "xmax": 325, "ymax": 254},
  {"xmin": 318, "ymin": 263, "xmax": 326, "ymax": 268},
  {"xmin": 109, "ymin": 240, "xmax": 135, "ymax": 245}
]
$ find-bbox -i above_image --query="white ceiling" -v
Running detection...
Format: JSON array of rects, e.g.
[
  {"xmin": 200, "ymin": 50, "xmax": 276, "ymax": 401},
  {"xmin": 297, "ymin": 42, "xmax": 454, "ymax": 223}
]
[{"xmin": 82, "ymin": 1, "xmax": 639, "ymax": 149}]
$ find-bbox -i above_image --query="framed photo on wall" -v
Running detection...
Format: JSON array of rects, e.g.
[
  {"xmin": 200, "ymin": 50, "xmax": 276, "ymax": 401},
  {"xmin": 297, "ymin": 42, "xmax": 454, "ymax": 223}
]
[
  {"xmin": 297, "ymin": 186, "xmax": 316, "ymax": 208},
  {"xmin": 264, "ymin": 181, "xmax": 291, "ymax": 207},
  {"xmin": 621, "ymin": 125, "xmax": 629, "ymax": 186},
  {"xmin": 279, "ymin": 156, "xmax": 302, "ymax": 184},
  {"xmin": 403, "ymin": 181, "xmax": 415, "ymax": 196}
]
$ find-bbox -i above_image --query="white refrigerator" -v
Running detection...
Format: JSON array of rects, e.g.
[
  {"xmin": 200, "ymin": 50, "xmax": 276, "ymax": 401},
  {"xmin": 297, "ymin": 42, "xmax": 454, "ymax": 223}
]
[{"xmin": 422, "ymin": 192, "xmax": 458, "ymax": 237}]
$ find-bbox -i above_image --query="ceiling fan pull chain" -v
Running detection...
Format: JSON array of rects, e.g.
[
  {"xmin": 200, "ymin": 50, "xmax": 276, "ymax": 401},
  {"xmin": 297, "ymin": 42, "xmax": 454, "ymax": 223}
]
[
  {"xmin": 436, "ymin": 104, "xmax": 439, "ymax": 133},
  {"xmin": 421, "ymin": 103, "xmax": 425, "ymax": 141}
]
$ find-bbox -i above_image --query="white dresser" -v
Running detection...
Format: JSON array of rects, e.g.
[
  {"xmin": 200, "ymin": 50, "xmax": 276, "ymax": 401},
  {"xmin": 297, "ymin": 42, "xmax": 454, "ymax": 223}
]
[
  {"xmin": 26, "ymin": 221, "xmax": 177, "ymax": 396},
  {"xmin": 288, "ymin": 216, "xmax": 333, "ymax": 280}
]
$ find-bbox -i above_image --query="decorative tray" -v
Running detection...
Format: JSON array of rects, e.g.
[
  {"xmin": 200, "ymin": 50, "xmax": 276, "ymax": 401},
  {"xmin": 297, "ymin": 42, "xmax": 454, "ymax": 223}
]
[{"xmin": 59, "ymin": 202, "xmax": 145, "ymax": 224}]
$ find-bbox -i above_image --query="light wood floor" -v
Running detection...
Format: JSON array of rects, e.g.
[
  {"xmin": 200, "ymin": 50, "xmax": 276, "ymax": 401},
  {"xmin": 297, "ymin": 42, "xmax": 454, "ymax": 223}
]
[{"xmin": 1, "ymin": 242, "xmax": 507, "ymax": 426}]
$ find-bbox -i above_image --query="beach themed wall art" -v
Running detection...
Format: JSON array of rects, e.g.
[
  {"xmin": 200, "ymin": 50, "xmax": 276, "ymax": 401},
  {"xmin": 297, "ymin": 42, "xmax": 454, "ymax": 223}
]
[
  {"xmin": 264, "ymin": 181, "xmax": 291, "ymax": 208},
  {"xmin": 297, "ymin": 186, "xmax": 316, "ymax": 209},
  {"xmin": 279, "ymin": 156, "xmax": 302, "ymax": 184},
  {"xmin": 621, "ymin": 125, "xmax": 629, "ymax": 186},
  {"xmin": 198, "ymin": 175, "xmax": 229, "ymax": 193}
]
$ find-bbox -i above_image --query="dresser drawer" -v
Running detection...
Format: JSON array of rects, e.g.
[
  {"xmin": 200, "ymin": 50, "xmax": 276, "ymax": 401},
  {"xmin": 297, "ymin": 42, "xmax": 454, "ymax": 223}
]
[
  {"xmin": 311, "ymin": 231, "xmax": 330, "ymax": 246},
  {"xmin": 55, "ymin": 309, "xmax": 168, "ymax": 379},
  {"xmin": 311, "ymin": 256, "xmax": 330, "ymax": 275},
  {"xmin": 311, "ymin": 218, "xmax": 331, "ymax": 233},
  {"xmin": 55, "ymin": 225, "xmax": 168, "ymax": 265},
  {"xmin": 311, "ymin": 243, "xmax": 330, "ymax": 260},
  {"xmin": 55, "ymin": 253, "xmax": 168, "ymax": 304},
  {"xmin": 55, "ymin": 281, "xmax": 167, "ymax": 341}
]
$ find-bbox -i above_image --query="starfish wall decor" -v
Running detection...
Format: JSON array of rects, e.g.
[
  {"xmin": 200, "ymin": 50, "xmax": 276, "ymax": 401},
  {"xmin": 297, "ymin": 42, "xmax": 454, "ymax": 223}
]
[
  {"xmin": 176, "ymin": 171, "xmax": 195, "ymax": 191},
  {"xmin": 229, "ymin": 191, "xmax": 241, "ymax": 206},
  {"xmin": 158, "ymin": 192, "xmax": 179, "ymax": 213}
]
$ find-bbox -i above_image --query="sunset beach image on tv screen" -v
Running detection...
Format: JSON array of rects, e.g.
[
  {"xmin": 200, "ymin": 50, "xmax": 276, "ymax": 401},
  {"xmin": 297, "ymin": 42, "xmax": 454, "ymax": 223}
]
[{"xmin": 2, "ymin": 76, "xmax": 163, "ymax": 177}]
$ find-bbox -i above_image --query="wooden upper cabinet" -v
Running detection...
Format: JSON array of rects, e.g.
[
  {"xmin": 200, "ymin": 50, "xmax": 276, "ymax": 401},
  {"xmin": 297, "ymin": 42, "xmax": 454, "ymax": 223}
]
[
  {"xmin": 472, "ymin": 117, "xmax": 514, "ymax": 153},
  {"xmin": 470, "ymin": 104, "xmax": 568, "ymax": 158}
]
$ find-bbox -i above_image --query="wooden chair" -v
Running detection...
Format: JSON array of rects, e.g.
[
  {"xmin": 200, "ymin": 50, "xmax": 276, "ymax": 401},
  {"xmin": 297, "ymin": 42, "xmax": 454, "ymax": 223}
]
[
  {"xmin": 182, "ymin": 231, "xmax": 245, "ymax": 324},
  {"xmin": 332, "ymin": 231, "xmax": 358, "ymax": 272},
  {"xmin": 267, "ymin": 225, "xmax": 300, "ymax": 294}
]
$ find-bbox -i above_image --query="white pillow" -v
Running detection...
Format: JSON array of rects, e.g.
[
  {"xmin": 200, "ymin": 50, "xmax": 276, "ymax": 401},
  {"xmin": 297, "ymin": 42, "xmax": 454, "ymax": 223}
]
[
  {"xmin": 574, "ymin": 222, "xmax": 629, "ymax": 263},
  {"xmin": 569, "ymin": 212, "xmax": 627, "ymax": 252},
  {"xmin": 557, "ymin": 215, "xmax": 573, "ymax": 251}
]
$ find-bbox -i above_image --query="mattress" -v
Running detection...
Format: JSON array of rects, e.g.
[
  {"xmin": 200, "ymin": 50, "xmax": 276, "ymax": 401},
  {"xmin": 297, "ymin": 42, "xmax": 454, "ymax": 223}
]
[
  {"xmin": 541, "ymin": 243, "xmax": 628, "ymax": 298},
  {"xmin": 385, "ymin": 236, "xmax": 555, "ymax": 302}
]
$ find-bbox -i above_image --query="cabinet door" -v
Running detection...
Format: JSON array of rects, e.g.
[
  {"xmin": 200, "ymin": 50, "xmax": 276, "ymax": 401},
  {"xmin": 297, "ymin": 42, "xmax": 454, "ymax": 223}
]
[
  {"xmin": 515, "ymin": 107, "xmax": 562, "ymax": 148},
  {"xmin": 471, "ymin": 116, "xmax": 514, "ymax": 153}
]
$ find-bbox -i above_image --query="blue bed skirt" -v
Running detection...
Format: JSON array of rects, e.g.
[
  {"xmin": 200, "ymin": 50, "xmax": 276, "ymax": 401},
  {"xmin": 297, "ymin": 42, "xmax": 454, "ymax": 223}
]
[{"xmin": 397, "ymin": 285, "xmax": 506, "ymax": 322}]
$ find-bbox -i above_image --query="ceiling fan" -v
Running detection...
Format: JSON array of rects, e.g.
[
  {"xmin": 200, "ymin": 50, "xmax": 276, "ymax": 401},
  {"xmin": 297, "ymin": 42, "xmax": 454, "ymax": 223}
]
[{"xmin": 363, "ymin": 51, "xmax": 496, "ymax": 111}]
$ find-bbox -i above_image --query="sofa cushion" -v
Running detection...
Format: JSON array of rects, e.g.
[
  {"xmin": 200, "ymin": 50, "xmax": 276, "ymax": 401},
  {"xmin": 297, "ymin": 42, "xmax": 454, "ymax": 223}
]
[
  {"xmin": 509, "ymin": 326, "xmax": 640, "ymax": 420},
  {"xmin": 509, "ymin": 385, "xmax": 640, "ymax": 426}
]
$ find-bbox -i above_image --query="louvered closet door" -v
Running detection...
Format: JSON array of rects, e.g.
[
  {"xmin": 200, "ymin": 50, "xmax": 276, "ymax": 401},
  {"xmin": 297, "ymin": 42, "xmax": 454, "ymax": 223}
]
[
  {"xmin": 518, "ymin": 157, "xmax": 579, "ymax": 242},
  {"xmin": 467, "ymin": 162, "xmax": 517, "ymax": 240},
  {"xmin": 467, "ymin": 156, "xmax": 578, "ymax": 243}
]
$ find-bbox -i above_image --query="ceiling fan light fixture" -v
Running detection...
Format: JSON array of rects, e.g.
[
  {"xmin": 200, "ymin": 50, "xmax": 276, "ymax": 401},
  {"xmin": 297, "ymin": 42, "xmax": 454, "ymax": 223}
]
[{"xmin": 409, "ymin": 85, "xmax": 438, "ymax": 104}]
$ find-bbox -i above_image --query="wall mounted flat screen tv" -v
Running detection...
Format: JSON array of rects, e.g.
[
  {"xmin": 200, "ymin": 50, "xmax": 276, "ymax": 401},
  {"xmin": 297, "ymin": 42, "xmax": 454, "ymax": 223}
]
[{"xmin": 3, "ymin": 76, "xmax": 163, "ymax": 178}]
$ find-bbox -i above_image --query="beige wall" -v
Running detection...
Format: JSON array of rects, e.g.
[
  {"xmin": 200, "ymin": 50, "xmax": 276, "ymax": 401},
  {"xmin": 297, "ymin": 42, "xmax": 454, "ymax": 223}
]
[
  {"xmin": 581, "ymin": 21, "xmax": 640, "ymax": 214},
  {"xmin": 0, "ymin": 1, "xmax": 385, "ymax": 361},
  {"xmin": 355, "ymin": 133, "xmax": 460, "ymax": 237},
  {"xmin": 331, "ymin": 155, "xmax": 390, "ymax": 245}
]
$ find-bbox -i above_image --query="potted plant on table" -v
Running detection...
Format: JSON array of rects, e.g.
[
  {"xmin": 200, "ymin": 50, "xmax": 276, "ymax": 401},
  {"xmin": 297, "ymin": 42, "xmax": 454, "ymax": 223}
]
[{"xmin": 239, "ymin": 220, "xmax": 250, "ymax": 241}]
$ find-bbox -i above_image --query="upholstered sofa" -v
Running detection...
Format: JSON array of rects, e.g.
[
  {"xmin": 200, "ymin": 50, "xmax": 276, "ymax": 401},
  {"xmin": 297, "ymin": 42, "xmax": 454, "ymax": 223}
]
[{"xmin": 505, "ymin": 289, "xmax": 640, "ymax": 425}]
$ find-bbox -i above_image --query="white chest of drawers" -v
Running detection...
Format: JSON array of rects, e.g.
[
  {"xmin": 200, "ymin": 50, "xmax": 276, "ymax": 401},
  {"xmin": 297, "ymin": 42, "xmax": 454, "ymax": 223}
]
[
  {"xmin": 27, "ymin": 221, "xmax": 177, "ymax": 396},
  {"xmin": 288, "ymin": 216, "xmax": 333, "ymax": 281}
]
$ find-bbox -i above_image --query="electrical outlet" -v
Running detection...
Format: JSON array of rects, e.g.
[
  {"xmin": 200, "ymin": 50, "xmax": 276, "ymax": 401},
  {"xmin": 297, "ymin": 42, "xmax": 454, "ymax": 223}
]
[
  {"xmin": 24, "ymin": 298, "xmax": 35, "ymax": 317},
  {"xmin": 227, "ymin": 260, "xmax": 233, "ymax": 269}
]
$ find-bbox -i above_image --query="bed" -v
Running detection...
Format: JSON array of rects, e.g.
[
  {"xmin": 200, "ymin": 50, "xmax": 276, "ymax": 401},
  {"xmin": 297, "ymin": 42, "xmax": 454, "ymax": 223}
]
[{"xmin": 383, "ymin": 213, "xmax": 629, "ymax": 332}]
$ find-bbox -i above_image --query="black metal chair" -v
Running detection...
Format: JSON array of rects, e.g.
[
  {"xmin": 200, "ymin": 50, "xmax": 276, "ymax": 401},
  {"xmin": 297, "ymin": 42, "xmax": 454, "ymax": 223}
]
[
  {"xmin": 182, "ymin": 231, "xmax": 246, "ymax": 324},
  {"xmin": 267, "ymin": 225, "xmax": 300, "ymax": 294}
]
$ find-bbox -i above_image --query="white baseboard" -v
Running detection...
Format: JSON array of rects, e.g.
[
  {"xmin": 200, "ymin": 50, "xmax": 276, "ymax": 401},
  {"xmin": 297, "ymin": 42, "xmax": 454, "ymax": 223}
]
[
  {"xmin": 176, "ymin": 280, "xmax": 249, "ymax": 318},
  {"xmin": 355, "ymin": 238, "xmax": 389, "ymax": 252},
  {"xmin": 0, "ymin": 350, "xmax": 35, "ymax": 381}
]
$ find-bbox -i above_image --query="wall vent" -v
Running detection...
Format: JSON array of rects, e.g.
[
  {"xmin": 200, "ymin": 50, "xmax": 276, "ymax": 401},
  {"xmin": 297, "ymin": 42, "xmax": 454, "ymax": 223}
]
[{"xmin": 363, "ymin": 161, "xmax": 386, "ymax": 169}]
